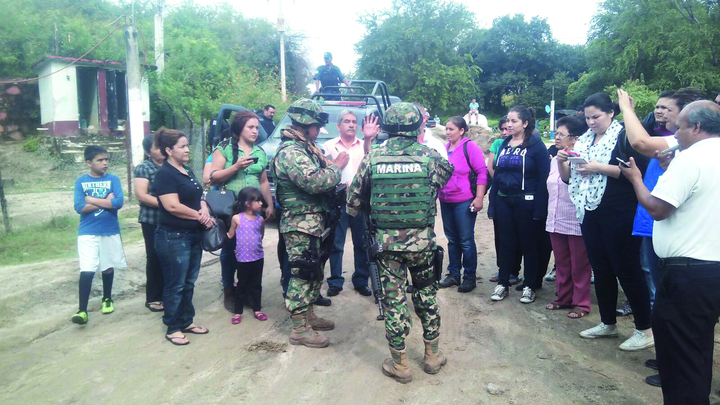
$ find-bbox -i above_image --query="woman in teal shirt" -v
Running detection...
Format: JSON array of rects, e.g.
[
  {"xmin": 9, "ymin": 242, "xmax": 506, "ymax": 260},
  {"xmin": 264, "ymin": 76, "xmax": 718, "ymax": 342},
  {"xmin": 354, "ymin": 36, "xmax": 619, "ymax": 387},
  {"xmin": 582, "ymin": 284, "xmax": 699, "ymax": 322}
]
[{"xmin": 210, "ymin": 110, "xmax": 274, "ymax": 309}]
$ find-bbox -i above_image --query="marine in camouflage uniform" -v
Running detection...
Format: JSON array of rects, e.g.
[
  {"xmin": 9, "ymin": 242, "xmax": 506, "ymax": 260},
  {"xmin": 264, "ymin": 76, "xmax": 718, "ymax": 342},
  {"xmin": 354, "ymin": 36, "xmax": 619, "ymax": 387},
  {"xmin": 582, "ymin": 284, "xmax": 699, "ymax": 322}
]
[
  {"xmin": 270, "ymin": 98, "xmax": 345, "ymax": 348},
  {"xmin": 347, "ymin": 102, "xmax": 453, "ymax": 383}
]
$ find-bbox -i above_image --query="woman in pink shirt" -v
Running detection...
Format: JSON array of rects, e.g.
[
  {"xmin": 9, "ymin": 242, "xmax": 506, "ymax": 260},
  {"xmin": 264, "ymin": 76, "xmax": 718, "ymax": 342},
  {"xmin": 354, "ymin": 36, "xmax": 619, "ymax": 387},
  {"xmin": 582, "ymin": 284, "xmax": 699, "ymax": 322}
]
[
  {"xmin": 437, "ymin": 117, "xmax": 488, "ymax": 293},
  {"xmin": 545, "ymin": 116, "xmax": 592, "ymax": 318}
]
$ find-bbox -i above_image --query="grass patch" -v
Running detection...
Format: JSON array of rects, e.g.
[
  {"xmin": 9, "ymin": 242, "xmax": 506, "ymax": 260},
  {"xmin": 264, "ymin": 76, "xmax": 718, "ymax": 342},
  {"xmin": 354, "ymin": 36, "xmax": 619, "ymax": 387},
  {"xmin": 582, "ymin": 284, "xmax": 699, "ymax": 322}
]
[{"xmin": 0, "ymin": 206, "xmax": 143, "ymax": 266}]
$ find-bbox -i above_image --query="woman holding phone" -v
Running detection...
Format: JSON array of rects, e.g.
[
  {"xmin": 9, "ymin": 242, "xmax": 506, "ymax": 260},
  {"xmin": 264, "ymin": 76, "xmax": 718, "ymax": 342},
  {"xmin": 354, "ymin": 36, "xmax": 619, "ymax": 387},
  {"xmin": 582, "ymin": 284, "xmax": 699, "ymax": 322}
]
[
  {"xmin": 557, "ymin": 93, "xmax": 653, "ymax": 351},
  {"xmin": 211, "ymin": 110, "xmax": 273, "ymax": 310}
]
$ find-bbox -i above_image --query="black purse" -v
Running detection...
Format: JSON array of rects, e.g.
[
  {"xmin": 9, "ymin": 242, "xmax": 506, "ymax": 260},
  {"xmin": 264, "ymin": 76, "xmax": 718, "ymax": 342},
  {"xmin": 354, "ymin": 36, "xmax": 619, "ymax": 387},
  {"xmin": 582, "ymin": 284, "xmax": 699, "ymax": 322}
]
[
  {"xmin": 203, "ymin": 185, "xmax": 235, "ymax": 218},
  {"xmin": 201, "ymin": 217, "xmax": 227, "ymax": 252}
]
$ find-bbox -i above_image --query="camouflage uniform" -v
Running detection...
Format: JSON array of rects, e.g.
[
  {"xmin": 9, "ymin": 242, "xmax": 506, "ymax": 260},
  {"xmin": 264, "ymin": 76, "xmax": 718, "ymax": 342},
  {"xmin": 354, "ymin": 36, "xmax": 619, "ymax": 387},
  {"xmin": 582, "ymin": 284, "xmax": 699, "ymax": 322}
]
[
  {"xmin": 270, "ymin": 99, "xmax": 341, "ymax": 317},
  {"xmin": 347, "ymin": 103, "xmax": 453, "ymax": 353}
]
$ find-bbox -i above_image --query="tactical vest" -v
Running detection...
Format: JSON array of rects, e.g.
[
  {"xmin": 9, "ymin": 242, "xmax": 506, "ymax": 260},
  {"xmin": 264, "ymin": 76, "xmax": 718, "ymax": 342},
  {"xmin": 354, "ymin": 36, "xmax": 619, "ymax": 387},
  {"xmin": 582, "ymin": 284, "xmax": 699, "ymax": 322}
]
[
  {"xmin": 369, "ymin": 150, "xmax": 435, "ymax": 229},
  {"xmin": 273, "ymin": 141, "xmax": 326, "ymax": 215}
]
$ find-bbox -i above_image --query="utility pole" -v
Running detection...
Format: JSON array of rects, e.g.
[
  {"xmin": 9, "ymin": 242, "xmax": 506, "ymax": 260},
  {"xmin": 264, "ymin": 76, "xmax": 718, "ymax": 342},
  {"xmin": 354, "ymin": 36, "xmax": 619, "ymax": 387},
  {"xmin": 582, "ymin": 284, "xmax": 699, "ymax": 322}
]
[
  {"xmin": 550, "ymin": 86, "xmax": 556, "ymax": 137},
  {"xmin": 124, "ymin": 24, "xmax": 145, "ymax": 167},
  {"xmin": 54, "ymin": 21, "xmax": 59, "ymax": 55},
  {"xmin": 0, "ymin": 167, "xmax": 10, "ymax": 234},
  {"xmin": 154, "ymin": 0, "xmax": 165, "ymax": 74},
  {"xmin": 278, "ymin": 0, "xmax": 287, "ymax": 101}
]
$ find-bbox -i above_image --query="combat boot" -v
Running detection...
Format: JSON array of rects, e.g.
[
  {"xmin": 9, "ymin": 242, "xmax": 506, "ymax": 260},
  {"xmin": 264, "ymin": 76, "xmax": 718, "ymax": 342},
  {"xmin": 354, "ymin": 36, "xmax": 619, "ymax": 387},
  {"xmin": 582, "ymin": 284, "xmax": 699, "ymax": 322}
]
[
  {"xmin": 381, "ymin": 347, "xmax": 413, "ymax": 384},
  {"xmin": 289, "ymin": 314, "xmax": 329, "ymax": 348},
  {"xmin": 422, "ymin": 337, "xmax": 447, "ymax": 374},
  {"xmin": 306, "ymin": 305, "xmax": 335, "ymax": 331}
]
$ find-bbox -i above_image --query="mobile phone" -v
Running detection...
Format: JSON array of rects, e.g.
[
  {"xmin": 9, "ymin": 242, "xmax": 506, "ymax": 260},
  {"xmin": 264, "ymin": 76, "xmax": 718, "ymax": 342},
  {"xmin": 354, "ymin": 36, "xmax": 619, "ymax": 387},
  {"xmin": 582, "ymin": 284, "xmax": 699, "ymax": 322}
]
[
  {"xmin": 568, "ymin": 156, "xmax": 589, "ymax": 165},
  {"xmin": 616, "ymin": 157, "xmax": 631, "ymax": 168},
  {"xmin": 661, "ymin": 144, "xmax": 680, "ymax": 155},
  {"xmin": 567, "ymin": 151, "xmax": 580, "ymax": 157},
  {"xmin": 250, "ymin": 156, "xmax": 260, "ymax": 164}
]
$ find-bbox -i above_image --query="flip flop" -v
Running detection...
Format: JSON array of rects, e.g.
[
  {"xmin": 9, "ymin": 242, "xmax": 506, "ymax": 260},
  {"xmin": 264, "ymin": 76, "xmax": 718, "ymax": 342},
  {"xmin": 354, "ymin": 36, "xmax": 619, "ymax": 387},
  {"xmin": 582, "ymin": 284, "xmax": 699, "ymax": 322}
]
[
  {"xmin": 254, "ymin": 311, "xmax": 268, "ymax": 321},
  {"xmin": 145, "ymin": 302, "xmax": 164, "ymax": 312},
  {"xmin": 165, "ymin": 334, "xmax": 189, "ymax": 346},
  {"xmin": 181, "ymin": 325, "xmax": 209, "ymax": 334},
  {"xmin": 232, "ymin": 314, "xmax": 242, "ymax": 325},
  {"xmin": 567, "ymin": 308, "xmax": 589, "ymax": 319}
]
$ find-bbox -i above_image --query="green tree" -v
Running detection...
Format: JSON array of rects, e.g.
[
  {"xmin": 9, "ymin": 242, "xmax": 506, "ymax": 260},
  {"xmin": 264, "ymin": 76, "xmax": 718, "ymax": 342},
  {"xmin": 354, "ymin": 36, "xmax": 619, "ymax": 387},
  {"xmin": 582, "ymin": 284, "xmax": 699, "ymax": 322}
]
[
  {"xmin": 459, "ymin": 15, "xmax": 587, "ymax": 113},
  {"xmin": 355, "ymin": 0, "xmax": 479, "ymax": 113},
  {"xmin": 586, "ymin": 0, "xmax": 720, "ymax": 92}
]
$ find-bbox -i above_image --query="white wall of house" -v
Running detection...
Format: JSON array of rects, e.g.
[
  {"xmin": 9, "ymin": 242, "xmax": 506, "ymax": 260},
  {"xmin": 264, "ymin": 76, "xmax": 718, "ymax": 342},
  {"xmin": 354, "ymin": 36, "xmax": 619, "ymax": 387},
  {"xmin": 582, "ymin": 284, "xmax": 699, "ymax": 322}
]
[
  {"xmin": 48, "ymin": 61, "xmax": 79, "ymax": 123},
  {"xmin": 37, "ymin": 63, "xmax": 55, "ymax": 124}
]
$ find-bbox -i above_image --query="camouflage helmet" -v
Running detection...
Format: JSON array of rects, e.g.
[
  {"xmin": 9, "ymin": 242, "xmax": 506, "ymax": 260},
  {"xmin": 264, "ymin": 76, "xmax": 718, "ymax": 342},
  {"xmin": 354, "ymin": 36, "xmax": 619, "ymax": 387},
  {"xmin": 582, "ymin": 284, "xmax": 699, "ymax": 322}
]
[
  {"xmin": 287, "ymin": 98, "xmax": 329, "ymax": 126},
  {"xmin": 381, "ymin": 102, "xmax": 423, "ymax": 137}
]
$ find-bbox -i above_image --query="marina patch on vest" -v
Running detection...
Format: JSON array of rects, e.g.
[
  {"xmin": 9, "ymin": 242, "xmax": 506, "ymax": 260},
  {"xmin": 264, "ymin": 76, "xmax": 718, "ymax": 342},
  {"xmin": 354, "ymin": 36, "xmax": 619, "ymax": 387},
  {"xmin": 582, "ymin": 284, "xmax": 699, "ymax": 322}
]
[{"xmin": 376, "ymin": 163, "xmax": 423, "ymax": 174}]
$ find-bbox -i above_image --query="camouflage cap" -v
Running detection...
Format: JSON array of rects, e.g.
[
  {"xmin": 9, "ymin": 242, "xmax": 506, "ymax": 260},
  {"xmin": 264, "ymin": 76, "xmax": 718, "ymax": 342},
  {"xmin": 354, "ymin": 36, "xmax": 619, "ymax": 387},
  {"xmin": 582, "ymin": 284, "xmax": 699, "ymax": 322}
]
[
  {"xmin": 287, "ymin": 98, "xmax": 329, "ymax": 126},
  {"xmin": 381, "ymin": 102, "xmax": 423, "ymax": 137}
]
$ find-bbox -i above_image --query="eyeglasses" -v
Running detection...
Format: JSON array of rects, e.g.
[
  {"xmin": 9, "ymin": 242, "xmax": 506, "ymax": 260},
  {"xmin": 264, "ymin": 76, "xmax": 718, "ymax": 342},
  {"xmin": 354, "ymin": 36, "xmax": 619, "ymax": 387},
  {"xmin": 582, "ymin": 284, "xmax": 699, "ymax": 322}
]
[{"xmin": 555, "ymin": 132, "xmax": 576, "ymax": 139}]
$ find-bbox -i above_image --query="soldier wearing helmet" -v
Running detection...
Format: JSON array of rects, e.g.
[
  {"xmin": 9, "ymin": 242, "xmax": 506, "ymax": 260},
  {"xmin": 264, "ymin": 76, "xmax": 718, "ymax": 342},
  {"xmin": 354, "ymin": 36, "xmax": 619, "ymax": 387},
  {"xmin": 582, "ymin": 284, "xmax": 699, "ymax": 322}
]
[
  {"xmin": 346, "ymin": 102, "xmax": 453, "ymax": 382},
  {"xmin": 270, "ymin": 98, "xmax": 350, "ymax": 348}
]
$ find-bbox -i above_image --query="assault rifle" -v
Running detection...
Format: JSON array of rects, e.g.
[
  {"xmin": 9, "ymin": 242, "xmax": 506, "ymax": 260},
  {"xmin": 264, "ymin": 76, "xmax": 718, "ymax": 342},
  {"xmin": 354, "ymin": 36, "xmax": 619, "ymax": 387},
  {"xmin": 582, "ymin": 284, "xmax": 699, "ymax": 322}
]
[{"xmin": 363, "ymin": 209, "xmax": 385, "ymax": 321}]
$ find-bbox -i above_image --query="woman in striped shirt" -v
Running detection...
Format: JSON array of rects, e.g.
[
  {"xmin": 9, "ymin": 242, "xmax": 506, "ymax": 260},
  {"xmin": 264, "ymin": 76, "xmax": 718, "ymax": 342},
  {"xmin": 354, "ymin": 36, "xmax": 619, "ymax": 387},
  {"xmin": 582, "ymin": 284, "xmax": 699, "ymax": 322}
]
[{"xmin": 545, "ymin": 116, "xmax": 591, "ymax": 318}]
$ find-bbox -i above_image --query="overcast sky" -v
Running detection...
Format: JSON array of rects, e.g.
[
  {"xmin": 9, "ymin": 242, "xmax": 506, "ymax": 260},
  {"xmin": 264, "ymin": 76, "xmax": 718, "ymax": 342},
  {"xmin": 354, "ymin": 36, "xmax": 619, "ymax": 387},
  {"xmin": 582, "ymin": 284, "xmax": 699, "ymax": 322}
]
[{"xmin": 207, "ymin": 0, "xmax": 604, "ymax": 74}]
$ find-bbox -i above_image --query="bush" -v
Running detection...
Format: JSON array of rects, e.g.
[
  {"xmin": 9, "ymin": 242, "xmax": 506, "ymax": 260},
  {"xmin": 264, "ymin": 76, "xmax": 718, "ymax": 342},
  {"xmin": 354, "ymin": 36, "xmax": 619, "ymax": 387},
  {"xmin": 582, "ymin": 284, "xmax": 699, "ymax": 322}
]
[
  {"xmin": 21, "ymin": 138, "xmax": 40, "ymax": 153},
  {"xmin": 605, "ymin": 79, "xmax": 659, "ymax": 119}
]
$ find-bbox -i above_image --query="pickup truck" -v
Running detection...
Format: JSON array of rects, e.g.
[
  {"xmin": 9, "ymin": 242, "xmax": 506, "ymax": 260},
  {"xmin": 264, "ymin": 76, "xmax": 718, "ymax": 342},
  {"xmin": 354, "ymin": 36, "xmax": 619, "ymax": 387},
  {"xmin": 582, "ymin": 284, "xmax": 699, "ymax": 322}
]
[{"xmin": 259, "ymin": 80, "xmax": 399, "ymax": 201}]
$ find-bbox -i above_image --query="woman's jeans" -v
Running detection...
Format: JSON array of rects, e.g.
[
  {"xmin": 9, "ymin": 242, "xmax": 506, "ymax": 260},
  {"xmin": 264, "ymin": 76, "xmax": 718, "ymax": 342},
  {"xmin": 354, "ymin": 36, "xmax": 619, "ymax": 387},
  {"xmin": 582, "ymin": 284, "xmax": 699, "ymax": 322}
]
[
  {"xmin": 440, "ymin": 199, "xmax": 478, "ymax": 282},
  {"xmin": 155, "ymin": 227, "xmax": 203, "ymax": 335},
  {"xmin": 220, "ymin": 237, "xmax": 238, "ymax": 288},
  {"xmin": 141, "ymin": 223, "xmax": 163, "ymax": 303}
]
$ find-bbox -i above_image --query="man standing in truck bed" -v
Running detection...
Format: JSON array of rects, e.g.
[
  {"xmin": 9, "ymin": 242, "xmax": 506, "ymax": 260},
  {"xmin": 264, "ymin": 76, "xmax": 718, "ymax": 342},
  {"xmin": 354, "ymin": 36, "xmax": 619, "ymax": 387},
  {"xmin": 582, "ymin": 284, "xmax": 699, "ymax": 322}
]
[{"xmin": 314, "ymin": 52, "xmax": 352, "ymax": 96}]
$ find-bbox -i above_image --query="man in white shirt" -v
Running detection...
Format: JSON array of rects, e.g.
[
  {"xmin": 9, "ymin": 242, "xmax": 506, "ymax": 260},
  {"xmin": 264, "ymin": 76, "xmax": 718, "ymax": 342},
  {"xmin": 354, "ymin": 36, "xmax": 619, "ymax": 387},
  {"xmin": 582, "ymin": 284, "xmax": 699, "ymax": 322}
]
[
  {"xmin": 620, "ymin": 100, "xmax": 720, "ymax": 405},
  {"xmin": 324, "ymin": 110, "xmax": 378, "ymax": 297}
]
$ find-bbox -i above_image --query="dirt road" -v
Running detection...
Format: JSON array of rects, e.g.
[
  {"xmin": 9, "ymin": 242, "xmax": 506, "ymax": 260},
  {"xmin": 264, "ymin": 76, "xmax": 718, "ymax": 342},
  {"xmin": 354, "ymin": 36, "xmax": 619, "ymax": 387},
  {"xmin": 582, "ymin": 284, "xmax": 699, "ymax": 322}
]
[{"xmin": 1, "ymin": 212, "xmax": 714, "ymax": 405}]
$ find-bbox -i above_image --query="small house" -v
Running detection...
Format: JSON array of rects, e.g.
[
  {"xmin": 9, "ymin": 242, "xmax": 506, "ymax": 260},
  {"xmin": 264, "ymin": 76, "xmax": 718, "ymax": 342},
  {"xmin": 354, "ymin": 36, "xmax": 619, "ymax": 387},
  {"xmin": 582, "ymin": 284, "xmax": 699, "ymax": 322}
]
[{"xmin": 33, "ymin": 55, "xmax": 151, "ymax": 137}]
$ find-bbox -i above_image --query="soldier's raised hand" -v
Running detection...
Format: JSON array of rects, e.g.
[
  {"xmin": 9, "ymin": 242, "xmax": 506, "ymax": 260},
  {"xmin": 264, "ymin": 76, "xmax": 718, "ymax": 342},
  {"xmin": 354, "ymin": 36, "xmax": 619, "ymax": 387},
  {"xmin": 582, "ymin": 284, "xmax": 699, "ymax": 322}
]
[{"xmin": 334, "ymin": 151, "xmax": 350, "ymax": 169}]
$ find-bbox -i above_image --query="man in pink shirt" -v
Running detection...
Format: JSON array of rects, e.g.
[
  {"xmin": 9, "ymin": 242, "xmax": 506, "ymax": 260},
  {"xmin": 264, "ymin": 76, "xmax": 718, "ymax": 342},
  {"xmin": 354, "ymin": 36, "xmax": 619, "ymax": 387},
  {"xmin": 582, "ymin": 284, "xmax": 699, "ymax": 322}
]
[{"xmin": 324, "ymin": 110, "xmax": 375, "ymax": 297}]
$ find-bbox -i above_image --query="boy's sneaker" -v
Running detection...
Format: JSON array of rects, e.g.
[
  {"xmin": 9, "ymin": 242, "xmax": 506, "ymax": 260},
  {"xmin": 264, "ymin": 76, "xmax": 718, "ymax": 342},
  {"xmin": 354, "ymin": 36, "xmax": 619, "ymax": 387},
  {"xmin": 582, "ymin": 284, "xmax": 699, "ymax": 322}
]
[
  {"xmin": 71, "ymin": 311, "xmax": 88, "ymax": 325},
  {"xmin": 490, "ymin": 285, "xmax": 508, "ymax": 301},
  {"xmin": 545, "ymin": 266, "xmax": 556, "ymax": 281},
  {"xmin": 101, "ymin": 298, "xmax": 115, "ymax": 314},
  {"xmin": 616, "ymin": 302, "xmax": 633, "ymax": 316},
  {"xmin": 619, "ymin": 329, "xmax": 655, "ymax": 351},
  {"xmin": 579, "ymin": 323, "xmax": 619, "ymax": 339},
  {"xmin": 519, "ymin": 287, "xmax": 536, "ymax": 304}
]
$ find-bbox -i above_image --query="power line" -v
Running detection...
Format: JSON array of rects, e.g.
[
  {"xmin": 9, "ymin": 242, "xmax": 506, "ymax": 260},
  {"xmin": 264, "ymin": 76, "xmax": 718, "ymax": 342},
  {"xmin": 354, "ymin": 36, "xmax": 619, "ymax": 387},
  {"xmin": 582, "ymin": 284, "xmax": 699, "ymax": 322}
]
[{"xmin": 0, "ymin": 22, "xmax": 125, "ymax": 85}]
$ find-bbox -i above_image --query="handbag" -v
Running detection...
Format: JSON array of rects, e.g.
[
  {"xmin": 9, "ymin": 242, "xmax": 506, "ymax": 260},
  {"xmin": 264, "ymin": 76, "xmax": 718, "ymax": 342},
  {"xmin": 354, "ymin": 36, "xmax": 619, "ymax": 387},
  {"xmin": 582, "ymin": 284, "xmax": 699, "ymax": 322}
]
[
  {"xmin": 203, "ymin": 185, "xmax": 236, "ymax": 218},
  {"xmin": 201, "ymin": 217, "xmax": 227, "ymax": 252}
]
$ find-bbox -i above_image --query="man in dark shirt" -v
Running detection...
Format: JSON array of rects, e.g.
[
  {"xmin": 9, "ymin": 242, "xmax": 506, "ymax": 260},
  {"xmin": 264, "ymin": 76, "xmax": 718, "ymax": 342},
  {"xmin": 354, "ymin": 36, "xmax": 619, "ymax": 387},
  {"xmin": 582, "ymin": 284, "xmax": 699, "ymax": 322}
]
[
  {"xmin": 313, "ymin": 52, "xmax": 352, "ymax": 94},
  {"xmin": 257, "ymin": 104, "xmax": 276, "ymax": 142}
]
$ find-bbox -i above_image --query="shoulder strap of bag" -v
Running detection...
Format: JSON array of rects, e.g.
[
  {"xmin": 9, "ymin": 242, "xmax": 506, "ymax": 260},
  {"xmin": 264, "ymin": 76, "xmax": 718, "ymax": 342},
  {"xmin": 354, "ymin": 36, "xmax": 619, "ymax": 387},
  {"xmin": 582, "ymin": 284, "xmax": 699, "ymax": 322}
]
[{"xmin": 463, "ymin": 142, "xmax": 476, "ymax": 175}]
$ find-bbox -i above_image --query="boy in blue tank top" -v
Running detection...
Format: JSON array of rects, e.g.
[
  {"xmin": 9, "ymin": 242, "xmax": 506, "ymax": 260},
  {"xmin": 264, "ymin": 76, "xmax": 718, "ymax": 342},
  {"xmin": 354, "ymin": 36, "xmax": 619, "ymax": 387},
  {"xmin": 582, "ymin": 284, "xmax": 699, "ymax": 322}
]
[{"xmin": 71, "ymin": 146, "xmax": 127, "ymax": 325}]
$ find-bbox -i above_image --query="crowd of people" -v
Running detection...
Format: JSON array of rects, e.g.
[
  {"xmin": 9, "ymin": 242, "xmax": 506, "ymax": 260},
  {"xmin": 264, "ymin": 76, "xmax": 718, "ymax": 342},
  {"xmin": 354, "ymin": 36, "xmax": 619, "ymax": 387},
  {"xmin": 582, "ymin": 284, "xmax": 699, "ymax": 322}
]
[{"xmin": 69, "ymin": 79, "xmax": 720, "ymax": 402}]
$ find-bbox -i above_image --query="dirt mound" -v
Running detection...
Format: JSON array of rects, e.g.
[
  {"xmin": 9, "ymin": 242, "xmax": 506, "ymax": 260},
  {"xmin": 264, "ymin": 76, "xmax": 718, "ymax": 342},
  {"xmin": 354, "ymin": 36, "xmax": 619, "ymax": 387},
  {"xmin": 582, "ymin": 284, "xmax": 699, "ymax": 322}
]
[{"xmin": 430, "ymin": 125, "xmax": 498, "ymax": 152}]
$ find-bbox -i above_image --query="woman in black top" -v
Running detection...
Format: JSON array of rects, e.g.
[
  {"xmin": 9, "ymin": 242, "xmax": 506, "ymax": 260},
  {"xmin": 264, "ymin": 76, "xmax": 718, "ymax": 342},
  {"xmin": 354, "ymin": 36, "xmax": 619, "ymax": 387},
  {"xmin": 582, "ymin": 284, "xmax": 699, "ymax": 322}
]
[
  {"xmin": 488, "ymin": 105, "xmax": 550, "ymax": 304},
  {"xmin": 557, "ymin": 93, "xmax": 653, "ymax": 352},
  {"xmin": 153, "ymin": 128, "xmax": 214, "ymax": 346}
]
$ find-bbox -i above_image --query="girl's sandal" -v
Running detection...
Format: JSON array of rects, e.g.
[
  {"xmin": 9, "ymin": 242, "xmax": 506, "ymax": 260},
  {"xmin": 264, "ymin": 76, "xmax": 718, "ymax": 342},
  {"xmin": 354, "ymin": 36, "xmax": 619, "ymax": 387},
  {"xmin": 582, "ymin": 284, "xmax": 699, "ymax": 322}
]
[
  {"xmin": 232, "ymin": 314, "xmax": 242, "ymax": 325},
  {"xmin": 567, "ymin": 308, "xmax": 589, "ymax": 319},
  {"xmin": 254, "ymin": 311, "xmax": 268, "ymax": 321}
]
